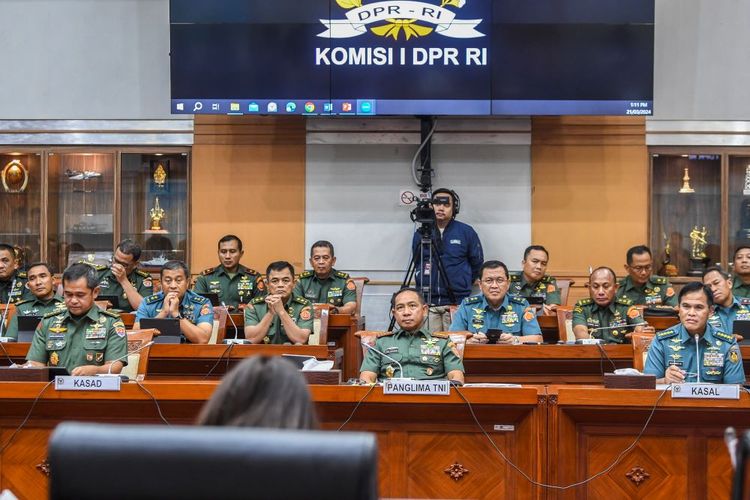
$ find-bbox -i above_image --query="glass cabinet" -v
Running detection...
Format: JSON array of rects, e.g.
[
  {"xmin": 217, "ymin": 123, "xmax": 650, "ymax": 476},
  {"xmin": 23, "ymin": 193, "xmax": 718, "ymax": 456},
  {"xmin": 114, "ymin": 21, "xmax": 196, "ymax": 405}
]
[
  {"xmin": 0, "ymin": 148, "xmax": 190, "ymax": 272},
  {"xmin": 650, "ymin": 148, "xmax": 750, "ymax": 275}
]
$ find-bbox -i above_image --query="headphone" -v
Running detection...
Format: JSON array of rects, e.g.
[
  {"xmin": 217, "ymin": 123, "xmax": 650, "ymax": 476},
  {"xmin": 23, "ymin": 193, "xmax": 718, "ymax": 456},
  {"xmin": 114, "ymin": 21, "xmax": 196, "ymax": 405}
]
[{"xmin": 431, "ymin": 188, "xmax": 461, "ymax": 217}]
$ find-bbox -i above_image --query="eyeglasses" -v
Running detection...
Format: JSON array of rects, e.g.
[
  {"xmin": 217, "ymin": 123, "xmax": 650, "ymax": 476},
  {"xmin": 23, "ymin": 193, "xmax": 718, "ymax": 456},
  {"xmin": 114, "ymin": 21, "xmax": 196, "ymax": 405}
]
[
  {"xmin": 629, "ymin": 265, "xmax": 652, "ymax": 273},
  {"xmin": 481, "ymin": 278, "xmax": 507, "ymax": 286}
]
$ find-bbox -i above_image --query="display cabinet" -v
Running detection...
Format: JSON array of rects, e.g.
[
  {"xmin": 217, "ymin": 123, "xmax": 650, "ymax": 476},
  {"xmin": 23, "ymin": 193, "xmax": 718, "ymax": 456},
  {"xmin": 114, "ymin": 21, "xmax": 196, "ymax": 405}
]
[
  {"xmin": 0, "ymin": 148, "xmax": 190, "ymax": 272},
  {"xmin": 650, "ymin": 148, "xmax": 750, "ymax": 276},
  {"xmin": 0, "ymin": 152, "xmax": 42, "ymax": 264}
]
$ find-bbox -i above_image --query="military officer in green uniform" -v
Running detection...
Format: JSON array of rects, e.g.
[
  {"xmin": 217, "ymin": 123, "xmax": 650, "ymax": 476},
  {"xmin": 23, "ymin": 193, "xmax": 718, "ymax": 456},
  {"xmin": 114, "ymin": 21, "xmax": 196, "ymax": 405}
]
[
  {"xmin": 573, "ymin": 267, "xmax": 648, "ymax": 343},
  {"xmin": 5, "ymin": 262, "xmax": 66, "ymax": 340},
  {"xmin": 732, "ymin": 246, "xmax": 750, "ymax": 299},
  {"xmin": 703, "ymin": 266, "xmax": 750, "ymax": 334},
  {"xmin": 360, "ymin": 287, "xmax": 464, "ymax": 383},
  {"xmin": 0, "ymin": 243, "xmax": 31, "ymax": 304},
  {"xmin": 451, "ymin": 260, "xmax": 542, "ymax": 344},
  {"xmin": 193, "ymin": 235, "xmax": 264, "ymax": 310},
  {"xmin": 645, "ymin": 281, "xmax": 745, "ymax": 384},
  {"xmin": 135, "ymin": 260, "xmax": 214, "ymax": 344},
  {"xmin": 91, "ymin": 240, "xmax": 153, "ymax": 312},
  {"xmin": 509, "ymin": 245, "xmax": 561, "ymax": 315},
  {"xmin": 617, "ymin": 245, "xmax": 677, "ymax": 307},
  {"xmin": 23, "ymin": 263, "xmax": 127, "ymax": 375},
  {"xmin": 244, "ymin": 261, "xmax": 313, "ymax": 345},
  {"xmin": 293, "ymin": 240, "xmax": 357, "ymax": 314}
]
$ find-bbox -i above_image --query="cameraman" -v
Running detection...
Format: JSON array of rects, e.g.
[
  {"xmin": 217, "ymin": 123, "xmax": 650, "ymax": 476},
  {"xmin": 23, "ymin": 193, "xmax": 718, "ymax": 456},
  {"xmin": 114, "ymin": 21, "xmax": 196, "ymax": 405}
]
[{"xmin": 412, "ymin": 188, "xmax": 483, "ymax": 332}]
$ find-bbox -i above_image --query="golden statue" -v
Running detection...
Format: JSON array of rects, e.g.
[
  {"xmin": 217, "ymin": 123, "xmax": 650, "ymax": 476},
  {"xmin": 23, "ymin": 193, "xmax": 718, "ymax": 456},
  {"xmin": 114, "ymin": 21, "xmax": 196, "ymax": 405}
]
[
  {"xmin": 149, "ymin": 197, "xmax": 166, "ymax": 231},
  {"xmin": 689, "ymin": 225, "xmax": 708, "ymax": 260},
  {"xmin": 153, "ymin": 163, "xmax": 167, "ymax": 188}
]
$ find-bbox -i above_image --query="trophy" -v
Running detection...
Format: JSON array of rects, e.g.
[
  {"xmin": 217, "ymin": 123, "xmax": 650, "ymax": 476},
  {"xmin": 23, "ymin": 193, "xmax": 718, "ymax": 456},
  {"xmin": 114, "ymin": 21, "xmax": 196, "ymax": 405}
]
[
  {"xmin": 687, "ymin": 225, "xmax": 708, "ymax": 276},
  {"xmin": 661, "ymin": 232, "xmax": 678, "ymax": 277},
  {"xmin": 149, "ymin": 197, "xmax": 166, "ymax": 231}
]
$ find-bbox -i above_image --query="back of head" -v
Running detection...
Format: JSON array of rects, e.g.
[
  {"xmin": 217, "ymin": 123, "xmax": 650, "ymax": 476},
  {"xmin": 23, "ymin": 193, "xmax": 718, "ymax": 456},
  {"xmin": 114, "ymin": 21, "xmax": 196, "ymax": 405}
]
[{"xmin": 197, "ymin": 356, "xmax": 317, "ymax": 430}]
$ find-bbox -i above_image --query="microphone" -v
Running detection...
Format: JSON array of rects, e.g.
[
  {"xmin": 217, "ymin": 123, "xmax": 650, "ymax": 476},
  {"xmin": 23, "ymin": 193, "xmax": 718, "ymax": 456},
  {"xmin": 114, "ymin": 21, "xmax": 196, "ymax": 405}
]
[
  {"xmin": 360, "ymin": 340, "xmax": 410, "ymax": 379},
  {"xmin": 695, "ymin": 333, "xmax": 701, "ymax": 384},
  {"xmin": 222, "ymin": 301, "xmax": 250, "ymax": 344},
  {"xmin": 0, "ymin": 278, "xmax": 17, "ymax": 343},
  {"xmin": 726, "ymin": 427, "xmax": 738, "ymax": 469},
  {"xmin": 98, "ymin": 340, "xmax": 155, "ymax": 379}
]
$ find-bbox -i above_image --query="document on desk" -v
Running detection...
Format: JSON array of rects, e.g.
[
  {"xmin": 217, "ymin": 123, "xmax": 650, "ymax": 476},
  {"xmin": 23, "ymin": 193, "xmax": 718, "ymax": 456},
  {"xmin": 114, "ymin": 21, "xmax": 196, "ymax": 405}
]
[
  {"xmin": 301, "ymin": 358, "xmax": 334, "ymax": 371},
  {"xmin": 670, "ymin": 383, "xmax": 740, "ymax": 400}
]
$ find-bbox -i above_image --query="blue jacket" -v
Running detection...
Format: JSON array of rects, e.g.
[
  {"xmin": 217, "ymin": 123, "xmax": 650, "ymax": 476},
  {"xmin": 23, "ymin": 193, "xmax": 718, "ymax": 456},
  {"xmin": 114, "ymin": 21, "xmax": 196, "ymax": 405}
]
[{"xmin": 412, "ymin": 219, "xmax": 483, "ymax": 306}]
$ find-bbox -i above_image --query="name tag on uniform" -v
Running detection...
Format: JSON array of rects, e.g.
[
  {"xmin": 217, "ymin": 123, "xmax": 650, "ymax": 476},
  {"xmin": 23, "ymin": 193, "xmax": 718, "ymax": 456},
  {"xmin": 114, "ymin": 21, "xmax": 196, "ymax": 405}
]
[
  {"xmin": 55, "ymin": 376, "xmax": 121, "ymax": 391},
  {"xmin": 671, "ymin": 383, "xmax": 739, "ymax": 400},
  {"xmin": 383, "ymin": 379, "xmax": 450, "ymax": 395}
]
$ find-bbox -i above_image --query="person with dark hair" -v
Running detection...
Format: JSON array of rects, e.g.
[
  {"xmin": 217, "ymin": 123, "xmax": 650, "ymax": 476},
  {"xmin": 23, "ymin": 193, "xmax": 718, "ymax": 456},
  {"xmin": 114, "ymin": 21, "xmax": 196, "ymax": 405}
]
[
  {"xmin": 196, "ymin": 356, "xmax": 317, "ymax": 429},
  {"xmin": 0, "ymin": 242, "xmax": 31, "ymax": 304},
  {"xmin": 573, "ymin": 267, "xmax": 646, "ymax": 343},
  {"xmin": 5, "ymin": 262, "xmax": 65, "ymax": 340},
  {"xmin": 412, "ymin": 188, "xmax": 484, "ymax": 332},
  {"xmin": 293, "ymin": 240, "xmax": 357, "ymax": 315},
  {"xmin": 24, "ymin": 263, "xmax": 127, "ymax": 375},
  {"xmin": 450, "ymin": 260, "xmax": 542, "ymax": 344},
  {"xmin": 509, "ymin": 245, "xmax": 561, "ymax": 315},
  {"xmin": 244, "ymin": 261, "xmax": 312, "ymax": 345},
  {"xmin": 732, "ymin": 246, "xmax": 750, "ymax": 298},
  {"xmin": 134, "ymin": 260, "xmax": 213, "ymax": 344},
  {"xmin": 616, "ymin": 245, "xmax": 676, "ymax": 307},
  {"xmin": 702, "ymin": 266, "xmax": 750, "ymax": 334},
  {"xmin": 360, "ymin": 287, "xmax": 464, "ymax": 383},
  {"xmin": 193, "ymin": 235, "xmax": 264, "ymax": 310},
  {"xmin": 90, "ymin": 239, "xmax": 153, "ymax": 312},
  {"xmin": 645, "ymin": 281, "xmax": 744, "ymax": 384}
]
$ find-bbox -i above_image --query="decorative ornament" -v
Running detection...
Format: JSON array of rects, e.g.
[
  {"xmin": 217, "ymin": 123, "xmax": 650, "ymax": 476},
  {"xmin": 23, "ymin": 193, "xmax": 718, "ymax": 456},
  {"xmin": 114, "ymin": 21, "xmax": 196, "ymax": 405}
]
[
  {"xmin": 1, "ymin": 159, "xmax": 29, "ymax": 193},
  {"xmin": 679, "ymin": 167, "xmax": 695, "ymax": 193}
]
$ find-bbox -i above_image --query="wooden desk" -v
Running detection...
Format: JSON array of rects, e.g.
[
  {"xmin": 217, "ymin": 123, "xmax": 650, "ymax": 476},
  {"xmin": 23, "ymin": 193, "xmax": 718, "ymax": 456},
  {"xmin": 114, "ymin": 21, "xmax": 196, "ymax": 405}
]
[
  {"xmin": 0, "ymin": 383, "xmax": 545, "ymax": 500},
  {"xmin": 0, "ymin": 344, "xmax": 340, "ymax": 379},
  {"xmin": 546, "ymin": 385, "xmax": 750, "ymax": 499}
]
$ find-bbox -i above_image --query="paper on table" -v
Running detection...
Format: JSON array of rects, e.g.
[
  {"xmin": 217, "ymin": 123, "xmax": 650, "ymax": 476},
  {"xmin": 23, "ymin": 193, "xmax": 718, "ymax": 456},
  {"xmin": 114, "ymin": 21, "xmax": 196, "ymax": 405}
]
[{"xmin": 301, "ymin": 358, "xmax": 334, "ymax": 371}]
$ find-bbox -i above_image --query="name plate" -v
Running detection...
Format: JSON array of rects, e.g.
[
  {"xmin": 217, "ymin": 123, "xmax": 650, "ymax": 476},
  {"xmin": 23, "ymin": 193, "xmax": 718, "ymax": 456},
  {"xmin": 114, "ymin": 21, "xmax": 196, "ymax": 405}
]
[
  {"xmin": 383, "ymin": 379, "xmax": 450, "ymax": 395},
  {"xmin": 55, "ymin": 376, "xmax": 121, "ymax": 392},
  {"xmin": 671, "ymin": 383, "xmax": 739, "ymax": 400}
]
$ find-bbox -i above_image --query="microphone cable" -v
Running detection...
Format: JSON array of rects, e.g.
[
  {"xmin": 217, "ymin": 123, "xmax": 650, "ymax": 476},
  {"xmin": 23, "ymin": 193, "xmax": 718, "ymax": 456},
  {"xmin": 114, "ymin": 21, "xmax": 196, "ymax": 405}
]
[
  {"xmin": 595, "ymin": 342, "xmax": 618, "ymax": 375},
  {"xmin": 0, "ymin": 380, "xmax": 54, "ymax": 454},
  {"xmin": 451, "ymin": 383, "xmax": 671, "ymax": 490},
  {"xmin": 336, "ymin": 383, "xmax": 377, "ymax": 432},
  {"xmin": 203, "ymin": 342, "xmax": 235, "ymax": 380},
  {"xmin": 135, "ymin": 380, "xmax": 171, "ymax": 426}
]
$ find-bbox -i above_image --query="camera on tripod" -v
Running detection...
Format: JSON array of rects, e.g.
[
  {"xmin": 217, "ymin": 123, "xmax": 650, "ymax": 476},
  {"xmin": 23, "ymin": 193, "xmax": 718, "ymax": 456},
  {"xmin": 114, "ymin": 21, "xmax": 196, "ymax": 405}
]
[{"xmin": 410, "ymin": 199, "xmax": 436, "ymax": 235}]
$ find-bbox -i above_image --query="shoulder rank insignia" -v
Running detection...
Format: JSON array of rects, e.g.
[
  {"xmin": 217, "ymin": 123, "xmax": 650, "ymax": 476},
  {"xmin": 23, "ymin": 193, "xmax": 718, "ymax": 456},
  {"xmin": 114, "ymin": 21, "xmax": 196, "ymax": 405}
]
[
  {"xmin": 616, "ymin": 296, "xmax": 634, "ymax": 306},
  {"xmin": 191, "ymin": 293, "xmax": 209, "ymax": 304},
  {"xmin": 239, "ymin": 266, "xmax": 260, "ymax": 276},
  {"xmin": 145, "ymin": 293, "xmax": 163, "ymax": 305},
  {"xmin": 657, "ymin": 328, "xmax": 678, "ymax": 339},
  {"xmin": 509, "ymin": 273, "xmax": 521, "ymax": 282},
  {"xmin": 16, "ymin": 271, "xmax": 27, "ymax": 279},
  {"xmin": 201, "ymin": 267, "xmax": 215, "ymax": 276},
  {"xmin": 299, "ymin": 271, "xmax": 314, "ymax": 279},
  {"xmin": 540, "ymin": 275, "xmax": 553, "ymax": 283},
  {"xmin": 463, "ymin": 296, "xmax": 481, "ymax": 305},
  {"xmin": 15, "ymin": 298, "xmax": 32, "ymax": 306},
  {"xmin": 714, "ymin": 330, "xmax": 735, "ymax": 343},
  {"xmin": 135, "ymin": 269, "xmax": 150, "ymax": 278},
  {"xmin": 651, "ymin": 275, "xmax": 668, "ymax": 285},
  {"xmin": 101, "ymin": 309, "xmax": 120, "ymax": 318},
  {"xmin": 43, "ymin": 309, "xmax": 65, "ymax": 319},
  {"xmin": 294, "ymin": 296, "xmax": 311, "ymax": 306},
  {"xmin": 509, "ymin": 295, "xmax": 528, "ymax": 305},
  {"xmin": 334, "ymin": 270, "xmax": 350, "ymax": 279},
  {"xmin": 576, "ymin": 298, "xmax": 593, "ymax": 306},
  {"xmin": 251, "ymin": 296, "xmax": 265, "ymax": 305}
]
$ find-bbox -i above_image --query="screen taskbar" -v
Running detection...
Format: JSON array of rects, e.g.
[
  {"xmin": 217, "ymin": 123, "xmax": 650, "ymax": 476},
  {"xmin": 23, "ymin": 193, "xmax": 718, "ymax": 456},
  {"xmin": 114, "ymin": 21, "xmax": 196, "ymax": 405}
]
[{"xmin": 171, "ymin": 99, "xmax": 653, "ymax": 116}]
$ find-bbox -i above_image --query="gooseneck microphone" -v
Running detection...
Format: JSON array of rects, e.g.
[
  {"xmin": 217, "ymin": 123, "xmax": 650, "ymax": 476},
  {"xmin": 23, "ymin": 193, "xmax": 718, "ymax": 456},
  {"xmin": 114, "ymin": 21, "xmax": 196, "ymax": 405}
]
[
  {"xmin": 694, "ymin": 334, "xmax": 701, "ymax": 384},
  {"xmin": 361, "ymin": 340, "xmax": 409, "ymax": 379},
  {"xmin": 101, "ymin": 340, "xmax": 156, "ymax": 377},
  {"xmin": 222, "ymin": 301, "xmax": 251, "ymax": 344}
]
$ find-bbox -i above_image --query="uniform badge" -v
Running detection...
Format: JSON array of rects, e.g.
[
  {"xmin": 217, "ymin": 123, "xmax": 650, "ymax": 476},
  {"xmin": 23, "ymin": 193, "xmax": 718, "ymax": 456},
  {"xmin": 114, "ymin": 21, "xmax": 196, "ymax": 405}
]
[
  {"xmin": 300, "ymin": 307, "xmax": 312, "ymax": 321},
  {"xmin": 703, "ymin": 351, "xmax": 724, "ymax": 367},
  {"xmin": 143, "ymin": 278, "xmax": 152, "ymax": 288},
  {"xmin": 86, "ymin": 352, "xmax": 94, "ymax": 362},
  {"xmin": 523, "ymin": 307, "xmax": 535, "ymax": 321},
  {"xmin": 346, "ymin": 280, "xmax": 356, "ymax": 291},
  {"xmin": 49, "ymin": 326, "xmax": 67, "ymax": 334},
  {"xmin": 730, "ymin": 349, "xmax": 740, "ymax": 364},
  {"xmin": 50, "ymin": 352, "xmax": 59, "ymax": 366},
  {"xmin": 263, "ymin": 336, "xmax": 270, "ymax": 344},
  {"xmin": 95, "ymin": 352, "xmax": 104, "ymax": 363},
  {"xmin": 257, "ymin": 279, "xmax": 265, "ymax": 292},
  {"xmin": 546, "ymin": 284, "xmax": 556, "ymax": 293},
  {"xmin": 385, "ymin": 364, "xmax": 395, "ymax": 378},
  {"xmin": 200, "ymin": 304, "xmax": 210, "ymax": 316},
  {"xmin": 666, "ymin": 287, "xmax": 675, "ymax": 297},
  {"xmin": 627, "ymin": 306, "xmax": 639, "ymax": 319},
  {"xmin": 426, "ymin": 367, "xmax": 434, "ymax": 376},
  {"xmin": 115, "ymin": 324, "xmax": 126, "ymax": 338}
]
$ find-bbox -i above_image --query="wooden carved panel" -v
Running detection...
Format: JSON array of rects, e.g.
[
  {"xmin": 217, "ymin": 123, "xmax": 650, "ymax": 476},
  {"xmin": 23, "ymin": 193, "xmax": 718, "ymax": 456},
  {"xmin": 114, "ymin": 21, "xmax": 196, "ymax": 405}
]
[
  {"xmin": 706, "ymin": 437, "xmax": 733, "ymax": 499},
  {"xmin": 584, "ymin": 434, "xmax": 688, "ymax": 499},
  {"xmin": 0, "ymin": 427, "xmax": 52, "ymax": 499},
  {"xmin": 405, "ymin": 432, "xmax": 512, "ymax": 499}
]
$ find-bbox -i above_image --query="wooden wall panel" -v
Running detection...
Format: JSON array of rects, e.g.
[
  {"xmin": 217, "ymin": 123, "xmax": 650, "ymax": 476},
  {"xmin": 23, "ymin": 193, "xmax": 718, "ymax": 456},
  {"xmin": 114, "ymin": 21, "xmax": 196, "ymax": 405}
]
[
  {"xmin": 191, "ymin": 116, "xmax": 306, "ymax": 273},
  {"xmin": 531, "ymin": 116, "xmax": 648, "ymax": 277}
]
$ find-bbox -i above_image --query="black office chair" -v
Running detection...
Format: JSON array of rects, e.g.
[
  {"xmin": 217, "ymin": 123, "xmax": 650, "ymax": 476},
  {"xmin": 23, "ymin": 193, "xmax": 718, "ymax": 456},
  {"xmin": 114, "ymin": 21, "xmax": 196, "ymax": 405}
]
[
  {"xmin": 49, "ymin": 422, "xmax": 378, "ymax": 500},
  {"xmin": 732, "ymin": 428, "xmax": 750, "ymax": 500}
]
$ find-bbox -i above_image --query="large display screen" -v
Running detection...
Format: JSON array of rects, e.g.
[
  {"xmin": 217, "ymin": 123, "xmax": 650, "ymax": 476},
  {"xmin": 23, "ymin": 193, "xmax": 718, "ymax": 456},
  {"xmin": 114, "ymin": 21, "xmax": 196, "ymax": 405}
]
[{"xmin": 170, "ymin": 0, "xmax": 654, "ymax": 116}]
